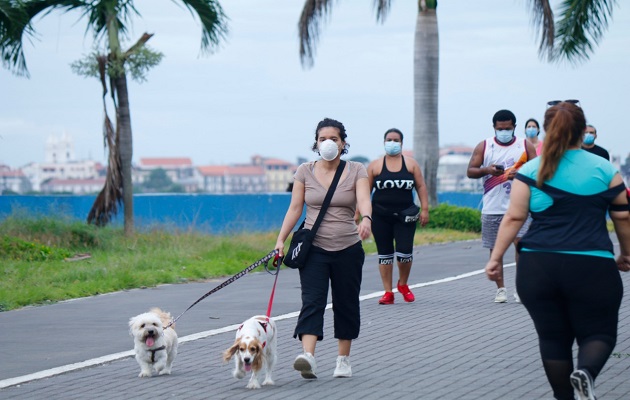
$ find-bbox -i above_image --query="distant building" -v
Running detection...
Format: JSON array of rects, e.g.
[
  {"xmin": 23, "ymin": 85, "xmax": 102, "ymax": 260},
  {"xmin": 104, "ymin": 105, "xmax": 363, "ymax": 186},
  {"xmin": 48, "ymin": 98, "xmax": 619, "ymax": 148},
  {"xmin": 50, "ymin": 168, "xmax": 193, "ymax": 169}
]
[
  {"xmin": 18, "ymin": 133, "xmax": 104, "ymax": 192},
  {"xmin": 197, "ymin": 165, "xmax": 266, "ymax": 193},
  {"xmin": 437, "ymin": 145, "xmax": 482, "ymax": 193},
  {"xmin": 0, "ymin": 164, "xmax": 32, "ymax": 194},
  {"xmin": 251, "ymin": 155, "xmax": 297, "ymax": 192},
  {"xmin": 40, "ymin": 178, "xmax": 106, "ymax": 194},
  {"xmin": 133, "ymin": 157, "xmax": 201, "ymax": 193}
]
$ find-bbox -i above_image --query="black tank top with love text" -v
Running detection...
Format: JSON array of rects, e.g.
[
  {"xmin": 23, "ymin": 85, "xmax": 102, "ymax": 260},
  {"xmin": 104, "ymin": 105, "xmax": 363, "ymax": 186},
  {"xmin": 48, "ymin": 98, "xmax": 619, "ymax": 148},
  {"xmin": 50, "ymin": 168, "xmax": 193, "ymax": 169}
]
[{"xmin": 372, "ymin": 156, "xmax": 416, "ymax": 213}]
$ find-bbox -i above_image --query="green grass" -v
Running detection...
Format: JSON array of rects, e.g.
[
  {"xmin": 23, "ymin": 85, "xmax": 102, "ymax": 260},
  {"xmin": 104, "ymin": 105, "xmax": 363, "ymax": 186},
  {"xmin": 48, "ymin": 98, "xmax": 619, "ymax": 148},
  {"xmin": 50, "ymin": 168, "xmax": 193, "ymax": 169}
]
[{"xmin": 0, "ymin": 212, "xmax": 479, "ymax": 311}]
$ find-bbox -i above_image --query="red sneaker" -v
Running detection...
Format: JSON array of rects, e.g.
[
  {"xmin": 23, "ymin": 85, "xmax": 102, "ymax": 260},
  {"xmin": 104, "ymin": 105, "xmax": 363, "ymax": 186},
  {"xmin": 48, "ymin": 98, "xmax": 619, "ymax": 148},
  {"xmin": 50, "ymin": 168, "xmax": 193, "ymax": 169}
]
[
  {"xmin": 378, "ymin": 291, "xmax": 395, "ymax": 305},
  {"xmin": 397, "ymin": 281, "xmax": 415, "ymax": 303}
]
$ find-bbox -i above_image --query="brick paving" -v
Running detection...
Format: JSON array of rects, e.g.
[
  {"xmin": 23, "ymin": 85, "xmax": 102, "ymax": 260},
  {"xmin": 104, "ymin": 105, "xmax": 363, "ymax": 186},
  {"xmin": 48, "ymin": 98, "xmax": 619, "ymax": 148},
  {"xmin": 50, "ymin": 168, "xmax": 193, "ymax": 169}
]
[{"xmin": 1, "ymin": 241, "xmax": 630, "ymax": 399}]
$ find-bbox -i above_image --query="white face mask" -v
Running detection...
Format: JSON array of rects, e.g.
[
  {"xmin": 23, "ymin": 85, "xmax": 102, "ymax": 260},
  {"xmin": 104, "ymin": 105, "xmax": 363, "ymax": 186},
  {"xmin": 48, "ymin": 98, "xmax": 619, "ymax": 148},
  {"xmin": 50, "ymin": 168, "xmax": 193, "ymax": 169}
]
[{"xmin": 319, "ymin": 139, "xmax": 339, "ymax": 161}]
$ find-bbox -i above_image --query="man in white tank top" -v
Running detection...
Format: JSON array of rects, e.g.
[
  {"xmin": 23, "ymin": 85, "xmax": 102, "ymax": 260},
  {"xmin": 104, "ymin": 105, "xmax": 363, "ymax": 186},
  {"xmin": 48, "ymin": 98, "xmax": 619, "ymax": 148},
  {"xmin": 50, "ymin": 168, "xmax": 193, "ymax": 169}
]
[{"xmin": 467, "ymin": 109, "xmax": 537, "ymax": 303}]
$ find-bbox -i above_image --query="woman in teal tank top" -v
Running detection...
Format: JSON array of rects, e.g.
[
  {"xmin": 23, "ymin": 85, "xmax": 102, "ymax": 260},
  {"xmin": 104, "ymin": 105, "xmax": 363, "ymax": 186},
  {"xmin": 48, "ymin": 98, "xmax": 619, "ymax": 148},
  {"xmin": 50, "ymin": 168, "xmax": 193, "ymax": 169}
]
[{"xmin": 484, "ymin": 101, "xmax": 630, "ymax": 400}]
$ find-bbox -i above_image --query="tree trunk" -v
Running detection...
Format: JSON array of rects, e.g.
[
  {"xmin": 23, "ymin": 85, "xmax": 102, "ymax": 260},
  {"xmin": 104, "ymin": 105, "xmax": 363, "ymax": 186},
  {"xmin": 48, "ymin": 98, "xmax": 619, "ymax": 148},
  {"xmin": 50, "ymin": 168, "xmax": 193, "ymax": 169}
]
[
  {"xmin": 114, "ymin": 74, "xmax": 134, "ymax": 235},
  {"xmin": 413, "ymin": 7, "xmax": 439, "ymax": 206}
]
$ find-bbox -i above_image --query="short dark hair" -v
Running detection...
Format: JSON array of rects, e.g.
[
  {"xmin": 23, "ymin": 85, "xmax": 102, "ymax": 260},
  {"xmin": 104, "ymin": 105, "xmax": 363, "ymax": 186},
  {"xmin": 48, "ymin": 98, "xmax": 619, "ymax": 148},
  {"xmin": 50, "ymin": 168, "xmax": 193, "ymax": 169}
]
[
  {"xmin": 384, "ymin": 128, "xmax": 403, "ymax": 141},
  {"xmin": 492, "ymin": 109, "xmax": 517, "ymax": 126},
  {"xmin": 586, "ymin": 124, "xmax": 597, "ymax": 134},
  {"xmin": 311, "ymin": 118, "xmax": 350, "ymax": 154},
  {"xmin": 524, "ymin": 118, "xmax": 540, "ymax": 130}
]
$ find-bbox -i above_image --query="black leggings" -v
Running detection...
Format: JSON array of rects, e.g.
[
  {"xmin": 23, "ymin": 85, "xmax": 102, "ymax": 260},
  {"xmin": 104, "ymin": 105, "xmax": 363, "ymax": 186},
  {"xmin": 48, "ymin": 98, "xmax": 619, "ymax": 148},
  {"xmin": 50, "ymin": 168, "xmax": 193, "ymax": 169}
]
[
  {"xmin": 517, "ymin": 251, "xmax": 623, "ymax": 400},
  {"xmin": 371, "ymin": 212, "xmax": 416, "ymax": 265}
]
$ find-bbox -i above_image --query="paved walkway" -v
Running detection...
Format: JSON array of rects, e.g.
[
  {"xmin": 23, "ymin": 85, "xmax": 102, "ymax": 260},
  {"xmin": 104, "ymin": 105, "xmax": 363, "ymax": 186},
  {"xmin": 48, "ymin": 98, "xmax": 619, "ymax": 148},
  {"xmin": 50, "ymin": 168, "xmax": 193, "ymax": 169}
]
[{"xmin": 1, "ymin": 239, "xmax": 630, "ymax": 399}]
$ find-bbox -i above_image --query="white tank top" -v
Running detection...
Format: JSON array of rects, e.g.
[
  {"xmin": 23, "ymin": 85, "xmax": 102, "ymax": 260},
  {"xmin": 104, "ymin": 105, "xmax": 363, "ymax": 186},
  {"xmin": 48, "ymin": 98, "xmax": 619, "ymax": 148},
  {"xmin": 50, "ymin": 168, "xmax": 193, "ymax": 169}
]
[{"xmin": 481, "ymin": 137, "xmax": 528, "ymax": 214}]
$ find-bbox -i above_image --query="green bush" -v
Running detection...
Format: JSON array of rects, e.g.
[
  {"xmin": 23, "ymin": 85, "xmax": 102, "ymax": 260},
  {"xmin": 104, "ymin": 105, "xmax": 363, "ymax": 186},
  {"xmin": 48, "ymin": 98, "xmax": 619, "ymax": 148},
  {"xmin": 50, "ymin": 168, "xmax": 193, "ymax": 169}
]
[
  {"xmin": 424, "ymin": 203, "xmax": 481, "ymax": 232},
  {"xmin": 0, "ymin": 236, "xmax": 71, "ymax": 261}
]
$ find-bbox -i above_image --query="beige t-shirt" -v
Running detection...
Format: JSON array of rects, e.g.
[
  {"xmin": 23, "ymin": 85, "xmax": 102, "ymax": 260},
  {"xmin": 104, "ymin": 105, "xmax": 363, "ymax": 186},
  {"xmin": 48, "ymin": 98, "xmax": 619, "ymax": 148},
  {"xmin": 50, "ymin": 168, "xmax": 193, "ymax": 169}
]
[{"xmin": 294, "ymin": 160, "xmax": 368, "ymax": 251}]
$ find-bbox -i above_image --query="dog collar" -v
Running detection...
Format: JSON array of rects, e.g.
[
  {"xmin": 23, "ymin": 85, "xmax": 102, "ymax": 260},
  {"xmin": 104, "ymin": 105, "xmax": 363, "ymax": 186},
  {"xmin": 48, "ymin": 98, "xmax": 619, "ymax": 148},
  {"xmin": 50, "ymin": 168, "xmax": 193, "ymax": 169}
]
[{"xmin": 150, "ymin": 345, "xmax": 166, "ymax": 363}]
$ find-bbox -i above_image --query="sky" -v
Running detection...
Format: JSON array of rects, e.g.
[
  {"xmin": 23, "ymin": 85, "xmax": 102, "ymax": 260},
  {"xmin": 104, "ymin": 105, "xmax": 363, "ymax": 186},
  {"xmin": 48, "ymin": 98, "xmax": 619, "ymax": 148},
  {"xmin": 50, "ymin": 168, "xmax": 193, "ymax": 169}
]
[{"xmin": 1, "ymin": 0, "xmax": 629, "ymax": 169}]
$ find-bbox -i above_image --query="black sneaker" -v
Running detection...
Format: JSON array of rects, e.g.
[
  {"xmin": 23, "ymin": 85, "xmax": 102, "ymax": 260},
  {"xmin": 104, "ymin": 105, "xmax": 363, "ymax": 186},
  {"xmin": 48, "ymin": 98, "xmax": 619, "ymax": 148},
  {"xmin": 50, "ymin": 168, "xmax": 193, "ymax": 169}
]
[{"xmin": 570, "ymin": 369, "xmax": 596, "ymax": 400}]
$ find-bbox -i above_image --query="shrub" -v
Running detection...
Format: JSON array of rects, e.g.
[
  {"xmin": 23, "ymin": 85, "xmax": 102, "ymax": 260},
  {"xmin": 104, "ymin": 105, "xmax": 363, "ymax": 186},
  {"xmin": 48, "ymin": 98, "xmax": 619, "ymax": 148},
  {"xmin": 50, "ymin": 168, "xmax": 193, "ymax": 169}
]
[
  {"xmin": 424, "ymin": 204, "xmax": 481, "ymax": 232},
  {"xmin": 0, "ymin": 236, "xmax": 71, "ymax": 261}
]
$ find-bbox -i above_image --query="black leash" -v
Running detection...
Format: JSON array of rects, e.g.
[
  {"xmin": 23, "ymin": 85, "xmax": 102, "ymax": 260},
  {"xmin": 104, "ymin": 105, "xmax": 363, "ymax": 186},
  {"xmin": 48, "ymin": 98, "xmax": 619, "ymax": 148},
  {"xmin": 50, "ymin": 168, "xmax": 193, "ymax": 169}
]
[{"xmin": 165, "ymin": 249, "xmax": 279, "ymax": 329}]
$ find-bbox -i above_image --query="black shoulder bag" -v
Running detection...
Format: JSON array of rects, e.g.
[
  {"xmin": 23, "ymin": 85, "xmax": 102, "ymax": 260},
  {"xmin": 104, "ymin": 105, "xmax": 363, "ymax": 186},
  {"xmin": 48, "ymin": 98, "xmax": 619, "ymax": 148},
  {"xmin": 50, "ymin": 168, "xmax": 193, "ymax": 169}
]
[{"xmin": 283, "ymin": 160, "xmax": 346, "ymax": 269}]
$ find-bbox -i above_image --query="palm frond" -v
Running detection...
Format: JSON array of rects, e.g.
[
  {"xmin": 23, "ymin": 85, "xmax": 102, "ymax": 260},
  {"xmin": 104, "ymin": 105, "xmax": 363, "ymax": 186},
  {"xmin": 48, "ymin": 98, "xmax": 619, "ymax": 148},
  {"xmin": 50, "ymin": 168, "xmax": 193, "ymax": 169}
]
[
  {"xmin": 299, "ymin": 0, "xmax": 335, "ymax": 68},
  {"xmin": 552, "ymin": 0, "xmax": 617, "ymax": 64},
  {"xmin": 175, "ymin": 0, "xmax": 228, "ymax": 55},
  {"xmin": 374, "ymin": 0, "xmax": 392, "ymax": 23},
  {"xmin": 0, "ymin": 0, "xmax": 32, "ymax": 76},
  {"xmin": 528, "ymin": 0, "xmax": 555, "ymax": 60},
  {"xmin": 87, "ymin": 54, "xmax": 123, "ymax": 226}
]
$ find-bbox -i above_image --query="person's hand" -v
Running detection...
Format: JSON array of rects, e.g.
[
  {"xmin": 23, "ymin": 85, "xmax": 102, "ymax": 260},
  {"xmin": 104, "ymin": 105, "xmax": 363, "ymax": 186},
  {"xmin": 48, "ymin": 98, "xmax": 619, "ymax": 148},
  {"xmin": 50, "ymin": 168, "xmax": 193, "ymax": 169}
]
[
  {"xmin": 485, "ymin": 260, "xmax": 502, "ymax": 281},
  {"xmin": 506, "ymin": 168, "xmax": 518, "ymax": 181},
  {"xmin": 358, "ymin": 218, "xmax": 372, "ymax": 240},
  {"xmin": 420, "ymin": 209, "xmax": 429, "ymax": 227},
  {"xmin": 274, "ymin": 240, "xmax": 285, "ymax": 258},
  {"xmin": 489, "ymin": 165, "xmax": 504, "ymax": 176},
  {"xmin": 617, "ymin": 254, "xmax": 630, "ymax": 272}
]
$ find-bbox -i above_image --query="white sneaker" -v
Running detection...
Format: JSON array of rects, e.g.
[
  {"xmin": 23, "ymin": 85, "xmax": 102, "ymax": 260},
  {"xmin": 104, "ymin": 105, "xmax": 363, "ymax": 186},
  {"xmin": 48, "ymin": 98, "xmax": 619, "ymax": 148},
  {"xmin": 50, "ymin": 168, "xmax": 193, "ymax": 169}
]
[
  {"xmin": 333, "ymin": 355, "xmax": 352, "ymax": 378},
  {"xmin": 293, "ymin": 352, "xmax": 317, "ymax": 379},
  {"xmin": 494, "ymin": 288, "xmax": 507, "ymax": 303},
  {"xmin": 514, "ymin": 292, "xmax": 521, "ymax": 303},
  {"xmin": 570, "ymin": 369, "xmax": 596, "ymax": 400}
]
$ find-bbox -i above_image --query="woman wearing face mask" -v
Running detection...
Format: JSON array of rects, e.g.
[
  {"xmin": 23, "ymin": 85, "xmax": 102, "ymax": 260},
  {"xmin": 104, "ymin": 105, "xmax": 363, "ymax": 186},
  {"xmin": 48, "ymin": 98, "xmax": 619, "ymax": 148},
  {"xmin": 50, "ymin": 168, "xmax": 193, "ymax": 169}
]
[
  {"xmin": 524, "ymin": 118, "xmax": 544, "ymax": 156},
  {"xmin": 366, "ymin": 128, "xmax": 429, "ymax": 305},
  {"xmin": 275, "ymin": 118, "xmax": 372, "ymax": 380}
]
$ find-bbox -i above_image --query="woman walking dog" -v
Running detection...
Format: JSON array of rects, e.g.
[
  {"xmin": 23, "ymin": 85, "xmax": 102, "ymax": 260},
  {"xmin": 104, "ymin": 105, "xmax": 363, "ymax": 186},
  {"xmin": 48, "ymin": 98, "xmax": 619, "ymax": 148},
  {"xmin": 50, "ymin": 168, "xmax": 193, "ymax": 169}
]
[{"xmin": 275, "ymin": 118, "xmax": 372, "ymax": 379}]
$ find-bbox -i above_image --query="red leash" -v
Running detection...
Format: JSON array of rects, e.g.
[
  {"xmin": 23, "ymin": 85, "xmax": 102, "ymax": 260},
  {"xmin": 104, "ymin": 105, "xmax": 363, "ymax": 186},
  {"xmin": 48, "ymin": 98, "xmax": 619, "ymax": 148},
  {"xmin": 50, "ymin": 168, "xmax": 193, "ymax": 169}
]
[{"xmin": 266, "ymin": 255, "xmax": 282, "ymax": 318}]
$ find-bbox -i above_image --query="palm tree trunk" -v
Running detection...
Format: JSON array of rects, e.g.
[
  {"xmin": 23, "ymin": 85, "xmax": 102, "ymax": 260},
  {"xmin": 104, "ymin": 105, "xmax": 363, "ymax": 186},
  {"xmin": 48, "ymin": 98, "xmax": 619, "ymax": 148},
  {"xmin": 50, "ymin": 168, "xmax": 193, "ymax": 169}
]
[
  {"xmin": 113, "ymin": 74, "xmax": 134, "ymax": 235},
  {"xmin": 413, "ymin": 5, "xmax": 439, "ymax": 206}
]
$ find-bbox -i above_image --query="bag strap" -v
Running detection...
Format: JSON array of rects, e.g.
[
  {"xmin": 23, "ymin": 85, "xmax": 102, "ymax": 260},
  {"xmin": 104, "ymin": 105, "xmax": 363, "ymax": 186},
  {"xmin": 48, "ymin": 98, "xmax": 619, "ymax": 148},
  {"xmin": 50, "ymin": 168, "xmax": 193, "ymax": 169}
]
[{"xmin": 309, "ymin": 160, "xmax": 346, "ymax": 236}]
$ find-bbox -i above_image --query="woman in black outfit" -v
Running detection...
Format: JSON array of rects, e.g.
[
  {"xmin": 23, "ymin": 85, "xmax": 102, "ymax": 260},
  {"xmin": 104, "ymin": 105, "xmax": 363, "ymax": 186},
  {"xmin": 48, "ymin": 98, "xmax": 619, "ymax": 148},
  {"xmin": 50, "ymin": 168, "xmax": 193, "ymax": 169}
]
[{"xmin": 366, "ymin": 128, "xmax": 429, "ymax": 305}]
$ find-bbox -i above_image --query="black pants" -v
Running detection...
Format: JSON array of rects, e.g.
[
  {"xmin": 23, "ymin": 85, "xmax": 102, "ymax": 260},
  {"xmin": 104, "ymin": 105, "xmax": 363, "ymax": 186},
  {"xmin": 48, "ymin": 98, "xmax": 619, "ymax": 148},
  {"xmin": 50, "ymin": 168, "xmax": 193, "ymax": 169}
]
[
  {"xmin": 517, "ymin": 251, "xmax": 623, "ymax": 398},
  {"xmin": 294, "ymin": 241, "xmax": 364, "ymax": 341}
]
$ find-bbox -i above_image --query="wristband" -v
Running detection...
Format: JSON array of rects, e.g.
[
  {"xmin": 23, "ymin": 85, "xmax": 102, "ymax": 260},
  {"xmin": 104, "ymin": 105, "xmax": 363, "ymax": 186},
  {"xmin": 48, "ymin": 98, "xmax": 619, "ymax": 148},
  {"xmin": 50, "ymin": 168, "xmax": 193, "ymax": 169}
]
[{"xmin": 363, "ymin": 216, "xmax": 372, "ymax": 222}]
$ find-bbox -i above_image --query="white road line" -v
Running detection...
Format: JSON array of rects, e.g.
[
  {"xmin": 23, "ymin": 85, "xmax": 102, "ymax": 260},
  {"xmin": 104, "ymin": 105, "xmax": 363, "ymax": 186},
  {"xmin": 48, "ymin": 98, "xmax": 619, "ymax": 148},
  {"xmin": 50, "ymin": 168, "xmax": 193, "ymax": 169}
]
[{"xmin": 0, "ymin": 264, "xmax": 514, "ymax": 389}]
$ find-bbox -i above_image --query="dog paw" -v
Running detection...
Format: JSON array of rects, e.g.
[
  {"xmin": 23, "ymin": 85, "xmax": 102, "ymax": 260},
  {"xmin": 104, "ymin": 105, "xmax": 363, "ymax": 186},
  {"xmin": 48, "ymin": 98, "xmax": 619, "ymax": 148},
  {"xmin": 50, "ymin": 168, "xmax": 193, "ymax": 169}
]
[
  {"xmin": 246, "ymin": 381, "xmax": 261, "ymax": 389},
  {"xmin": 234, "ymin": 370, "xmax": 245, "ymax": 379},
  {"xmin": 138, "ymin": 371, "xmax": 152, "ymax": 378},
  {"xmin": 262, "ymin": 378, "xmax": 274, "ymax": 386},
  {"xmin": 158, "ymin": 369, "xmax": 172, "ymax": 375}
]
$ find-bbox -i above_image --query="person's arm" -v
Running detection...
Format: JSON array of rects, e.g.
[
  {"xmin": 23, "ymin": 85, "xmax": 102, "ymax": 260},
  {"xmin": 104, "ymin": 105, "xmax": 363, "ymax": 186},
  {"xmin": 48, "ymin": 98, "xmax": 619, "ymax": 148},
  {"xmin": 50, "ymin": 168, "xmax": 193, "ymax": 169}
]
[
  {"xmin": 609, "ymin": 174, "xmax": 630, "ymax": 271},
  {"xmin": 467, "ymin": 141, "xmax": 503, "ymax": 179},
  {"xmin": 525, "ymin": 140, "xmax": 538, "ymax": 161},
  {"xmin": 355, "ymin": 176, "xmax": 373, "ymax": 240},
  {"xmin": 275, "ymin": 179, "xmax": 306, "ymax": 257},
  {"xmin": 408, "ymin": 156, "xmax": 429, "ymax": 226},
  {"xmin": 485, "ymin": 179, "xmax": 530, "ymax": 281}
]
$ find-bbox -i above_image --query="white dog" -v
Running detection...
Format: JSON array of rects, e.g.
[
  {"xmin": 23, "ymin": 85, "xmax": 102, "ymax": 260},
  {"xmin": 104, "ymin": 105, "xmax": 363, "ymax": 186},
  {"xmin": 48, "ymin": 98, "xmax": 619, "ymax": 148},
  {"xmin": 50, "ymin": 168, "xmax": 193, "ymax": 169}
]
[
  {"xmin": 223, "ymin": 315, "xmax": 277, "ymax": 389},
  {"xmin": 128, "ymin": 308, "xmax": 178, "ymax": 378}
]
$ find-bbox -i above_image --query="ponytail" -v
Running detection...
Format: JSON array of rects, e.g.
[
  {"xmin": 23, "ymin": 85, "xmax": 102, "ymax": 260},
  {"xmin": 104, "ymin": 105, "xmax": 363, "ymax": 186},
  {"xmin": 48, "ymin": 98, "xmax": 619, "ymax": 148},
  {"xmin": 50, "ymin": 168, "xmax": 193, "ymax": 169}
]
[{"xmin": 537, "ymin": 103, "xmax": 585, "ymax": 187}]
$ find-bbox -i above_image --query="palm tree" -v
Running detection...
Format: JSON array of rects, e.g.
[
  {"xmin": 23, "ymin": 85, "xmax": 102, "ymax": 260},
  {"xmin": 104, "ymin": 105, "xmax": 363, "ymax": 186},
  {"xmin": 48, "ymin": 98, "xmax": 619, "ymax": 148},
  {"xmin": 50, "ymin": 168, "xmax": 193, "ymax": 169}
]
[
  {"xmin": 298, "ymin": 0, "xmax": 617, "ymax": 206},
  {"xmin": 0, "ymin": 0, "xmax": 227, "ymax": 235}
]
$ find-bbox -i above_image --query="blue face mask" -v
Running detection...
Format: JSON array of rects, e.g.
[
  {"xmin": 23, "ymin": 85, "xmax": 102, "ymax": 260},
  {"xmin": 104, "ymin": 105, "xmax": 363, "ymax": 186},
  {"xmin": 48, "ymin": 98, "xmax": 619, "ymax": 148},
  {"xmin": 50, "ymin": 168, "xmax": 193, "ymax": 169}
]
[
  {"xmin": 495, "ymin": 130, "xmax": 514, "ymax": 144},
  {"xmin": 583, "ymin": 133, "xmax": 595, "ymax": 145},
  {"xmin": 525, "ymin": 127, "xmax": 538, "ymax": 138},
  {"xmin": 384, "ymin": 141, "xmax": 402, "ymax": 156}
]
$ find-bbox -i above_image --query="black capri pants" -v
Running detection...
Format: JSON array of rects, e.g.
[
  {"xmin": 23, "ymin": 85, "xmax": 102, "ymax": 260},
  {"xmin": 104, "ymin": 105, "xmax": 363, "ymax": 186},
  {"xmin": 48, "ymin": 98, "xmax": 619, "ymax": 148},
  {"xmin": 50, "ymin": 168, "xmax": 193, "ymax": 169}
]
[
  {"xmin": 294, "ymin": 241, "xmax": 364, "ymax": 341},
  {"xmin": 371, "ymin": 211, "xmax": 416, "ymax": 265},
  {"xmin": 516, "ymin": 251, "xmax": 623, "ymax": 361}
]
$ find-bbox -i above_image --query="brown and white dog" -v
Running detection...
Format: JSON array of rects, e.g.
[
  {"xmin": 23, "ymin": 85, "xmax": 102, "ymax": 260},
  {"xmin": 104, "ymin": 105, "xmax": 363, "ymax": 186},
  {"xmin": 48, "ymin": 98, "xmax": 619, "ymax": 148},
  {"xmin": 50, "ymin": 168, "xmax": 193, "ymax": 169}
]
[{"xmin": 223, "ymin": 315, "xmax": 277, "ymax": 389}]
